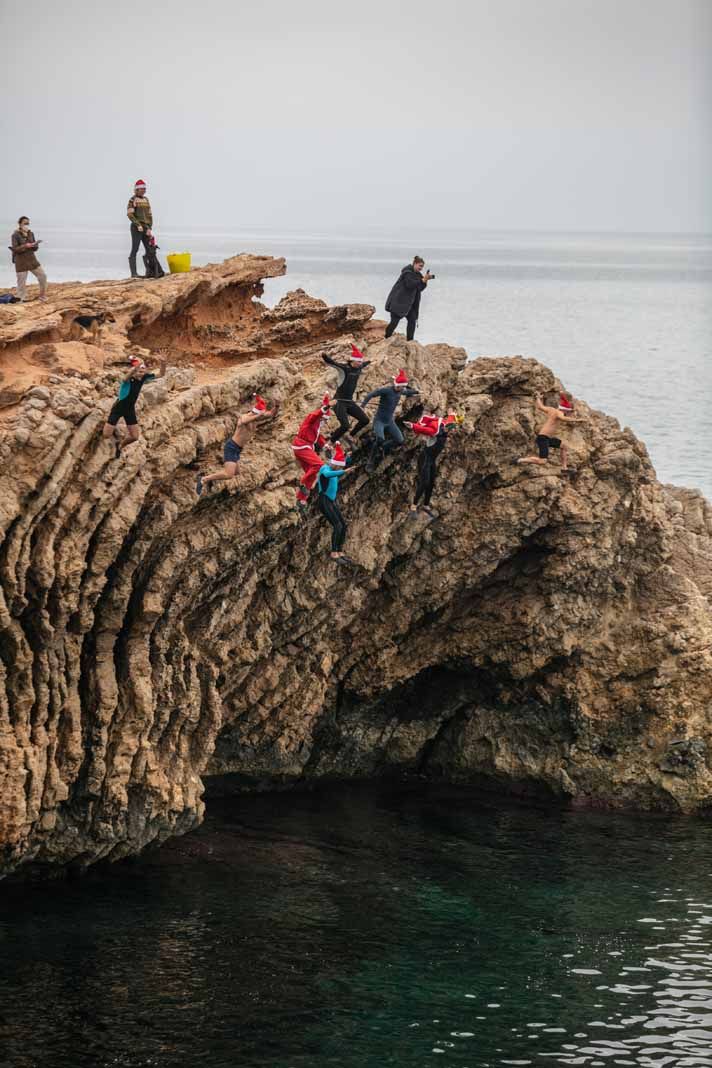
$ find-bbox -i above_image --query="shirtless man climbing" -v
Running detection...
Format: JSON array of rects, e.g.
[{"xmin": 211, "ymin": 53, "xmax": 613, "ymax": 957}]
[
  {"xmin": 196, "ymin": 394, "xmax": 279, "ymax": 495},
  {"xmin": 517, "ymin": 392, "xmax": 584, "ymax": 472}
]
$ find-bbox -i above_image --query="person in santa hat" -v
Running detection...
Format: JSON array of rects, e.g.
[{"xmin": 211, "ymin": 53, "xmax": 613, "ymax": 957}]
[
  {"xmin": 322, "ymin": 342, "xmax": 371, "ymax": 446},
  {"xmin": 316, "ymin": 442, "xmax": 359, "ymax": 564},
  {"xmin": 361, "ymin": 368, "xmax": 420, "ymax": 472},
  {"xmin": 404, "ymin": 406, "xmax": 463, "ymax": 517},
  {"xmin": 126, "ymin": 178, "xmax": 154, "ymax": 279},
  {"xmin": 102, "ymin": 352, "xmax": 167, "ymax": 457},
  {"xmin": 292, "ymin": 394, "xmax": 334, "ymax": 516},
  {"xmin": 196, "ymin": 393, "xmax": 280, "ymax": 496},
  {"xmin": 516, "ymin": 392, "xmax": 585, "ymax": 472}
]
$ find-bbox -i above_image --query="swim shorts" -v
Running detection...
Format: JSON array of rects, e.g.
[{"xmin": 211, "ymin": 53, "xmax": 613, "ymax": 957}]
[
  {"xmin": 107, "ymin": 399, "xmax": 138, "ymax": 427},
  {"xmin": 223, "ymin": 439, "xmax": 242, "ymax": 464},
  {"xmin": 536, "ymin": 434, "xmax": 561, "ymax": 459}
]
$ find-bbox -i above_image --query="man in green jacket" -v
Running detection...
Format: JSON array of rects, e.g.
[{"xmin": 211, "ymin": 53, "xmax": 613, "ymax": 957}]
[
  {"xmin": 127, "ymin": 178, "xmax": 153, "ymax": 279},
  {"xmin": 11, "ymin": 216, "xmax": 48, "ymax": 302}
]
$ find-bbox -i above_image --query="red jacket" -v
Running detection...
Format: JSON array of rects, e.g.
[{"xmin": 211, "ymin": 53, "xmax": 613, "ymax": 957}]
[
  {"xmin": 293, "ymin": 407, "xmax": 327, "ymax": 450},
  {"xmin": 410, "ymin": 415, "xmax": 442, "ymax": 437}
]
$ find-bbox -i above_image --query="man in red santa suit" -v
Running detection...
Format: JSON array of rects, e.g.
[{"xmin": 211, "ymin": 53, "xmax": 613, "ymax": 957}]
[{"xmin": 291, "ymin": 394, "xmax": 333, "ymax": 516}]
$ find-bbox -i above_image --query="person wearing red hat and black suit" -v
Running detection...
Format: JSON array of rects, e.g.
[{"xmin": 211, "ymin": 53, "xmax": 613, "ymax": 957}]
[
  {"xmin": 404, "ymin": 408, "xmax": 460, "ymax": 517},
  {"xmin": 127, "ymin": 179, "xmax": 153, "ymax": 279},
  {"xmin": 384, "ymin": 256, "xmax": 434, "ymax": 341},
  {"xmin": 102, "ymin": 353, "xmax": 166, "ymax": 457},
  {"xmin": 322, "ymin": 343, "xmax": 371, "ymax": 445}
]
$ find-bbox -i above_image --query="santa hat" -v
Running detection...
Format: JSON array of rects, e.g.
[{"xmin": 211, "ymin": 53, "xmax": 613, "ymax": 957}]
[
  {"xmin": 128, "ymin": 355, "xmax": 146, "ymax": 369},
  {"xmin": 558, "ymin": 393, "xmax": 574, "ymax": 412},
  {"xmin": 330, "ymin": 443, "xmax": 346, "ymax": 467},
  {"xmin": 350, "ymin": 343, "xmax": 365, "ymax": 362},
  {"xmin": 134, "ymin": 179, "xmax": 147, "ymax": 189},
  {"xmin": 321, "ymin": 394, "xmax": 331, "ymax": 414},
  {"xmin": 393, "ymin": 368, "xmax": 409, "ymax": 386},
  {"xmin": 251, "ymin": 394, "xmax": 267, "ymax": 414}
]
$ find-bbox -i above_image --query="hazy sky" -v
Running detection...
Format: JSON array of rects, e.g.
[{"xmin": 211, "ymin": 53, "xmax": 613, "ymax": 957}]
[{"xmin": 2, "ymin": 0, "xmax": 710, "ymax": 233}]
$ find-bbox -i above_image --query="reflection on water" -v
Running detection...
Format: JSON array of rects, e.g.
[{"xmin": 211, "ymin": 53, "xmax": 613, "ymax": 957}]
[{"xmin": 1, "ymin": 784, "xmax": 712, "ymax": 1067}]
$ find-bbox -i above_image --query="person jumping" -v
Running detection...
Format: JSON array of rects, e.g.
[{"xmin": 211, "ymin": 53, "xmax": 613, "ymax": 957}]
[
  {"xmin": 362, "ymin": 368, "xmax": 420, "ymax": 472},
  {"xmin": 322, "ymin": 342, "xmax": 371, "ymax": 446},
  {"xmin": 292, "ymin": 394, "xmax": 333, "ymax": 517},
  {"xmin": 516, "ymin": 392, "xmax": 584, "ymax": 472},
  {"xmin": 317, "ymin": 442, "xmax": 359, "ymax": 565},
  {"xmin": 102, "ymin": 354, "xmax": 166, "ymax": 457},
  {"xmin": 196, "ymin": 394, "xmax": 280, "ymax": 496},
  {"xmin": 404, "ymin": 407, "xmax": 461, "ymax": 517}
]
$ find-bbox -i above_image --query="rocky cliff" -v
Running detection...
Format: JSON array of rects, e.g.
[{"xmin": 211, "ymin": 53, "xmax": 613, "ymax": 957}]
[{"xmin": 1, "ymin": 255, "xmax": 711, "ymax": 880}]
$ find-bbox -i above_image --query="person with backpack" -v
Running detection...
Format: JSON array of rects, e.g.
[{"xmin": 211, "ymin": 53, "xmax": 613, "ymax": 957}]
[
  {"xmin": 127, "ymin": 179, "xmax": 153, "ymax": 279},
  {"xmin": 384, "ymin": 256, "xmax": 434, "ymax": 341},
  {"xmin": 10, "ymin": 217, "xmax": 48, "ymax": 302},
  {"xmin": 101, "ymin": 354, "xmax": 166, "ymax": 456}
]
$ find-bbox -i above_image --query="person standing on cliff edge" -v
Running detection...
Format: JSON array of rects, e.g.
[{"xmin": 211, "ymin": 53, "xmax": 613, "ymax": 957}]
[
  {"xmin": 384, "ymin": 256, "xmax": 434, "ymax": 341},
  {"xmin": 10, "ymin": 217, "xmax": 48, "ymax": 302},
  {"xmin": 127, "ymin": 179, "xmax": 153, "ymax": 279}
]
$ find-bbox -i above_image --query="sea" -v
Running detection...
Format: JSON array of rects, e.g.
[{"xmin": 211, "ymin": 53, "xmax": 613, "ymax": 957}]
[
  {"xmin": 0, "ymin": 225, "xmax": 710, "ymax": 499},
  {"xmin": 1, "ymin": 228, "xmax": 711, "ymax": 1068}
]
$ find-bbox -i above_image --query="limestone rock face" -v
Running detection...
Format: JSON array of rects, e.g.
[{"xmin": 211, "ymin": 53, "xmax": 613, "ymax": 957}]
[{"xmin": 1, "ymin": 256, "xmax": 711, "ymax": 880}]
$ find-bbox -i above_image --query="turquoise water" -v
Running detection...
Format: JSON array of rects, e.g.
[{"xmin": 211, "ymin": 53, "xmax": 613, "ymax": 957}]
[
  {"xmin": 1, "ymin": 225, "xmax": 710, "ymax": 499},
  {"xmin": 2, "ymin": 784, "xmax": 712, "ymax": 1067}
]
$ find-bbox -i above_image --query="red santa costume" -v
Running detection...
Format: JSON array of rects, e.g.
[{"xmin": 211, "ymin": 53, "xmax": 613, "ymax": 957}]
[{"xmin": 292, "ymin": 394, "xmax": 331, "ymax": 503}]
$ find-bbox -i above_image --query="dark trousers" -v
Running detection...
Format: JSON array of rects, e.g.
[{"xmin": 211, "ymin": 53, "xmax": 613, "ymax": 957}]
[
  {"xmin": 330, "ymin": 399, "xmax": 370, "ymax": 442},
  {"xmin": 385, "ymin": 309, "xmax": 418, "ymax": 341},
  {"xmin": 129, "ymin": 225, "xmax": 151, "ymax": 276},
  {"xmin": 318, "ymin": 494, "xmax": 347, "ymax": 552},
  {"xmin": 414, "ymin": 449, "xmax": 438, "ymax": 507},
  {"xmin": 368, "ymin": 416, "xmax": 404, "ymax": 468}
]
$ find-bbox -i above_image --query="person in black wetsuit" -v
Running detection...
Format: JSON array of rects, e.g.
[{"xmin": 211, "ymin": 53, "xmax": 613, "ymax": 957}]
[
  {"xmin": 384, "ymin": 256, "xmax": 434, "ymax": 341},
  {"xmin": 322, "ymin": 343, "xmax": 371, "ymax": 445},
  {"xmin": 404, "ymin": 409, "xmax": 460, "ymax": 517},
  {"xmin": 362, "ymin": 368, "xmax": 420, "ymax": 472},
  {"xmin": 101, "ymin": 354, "xmax": 166, "ymax": 457}
]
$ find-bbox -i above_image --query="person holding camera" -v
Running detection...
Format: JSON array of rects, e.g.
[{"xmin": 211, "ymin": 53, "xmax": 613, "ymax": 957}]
[
  {"xmin": 10, "ymin": 217, "xmax": 48, "ymax": 302},
  {"xmin": 384, "ymin": 255, "xmax": 434, "ymax": 341}
]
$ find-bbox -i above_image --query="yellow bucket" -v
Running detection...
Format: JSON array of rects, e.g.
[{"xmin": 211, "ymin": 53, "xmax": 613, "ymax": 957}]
[{"xmin": 167, "ymin": 252, "xmax": 192, "ymax": 274}]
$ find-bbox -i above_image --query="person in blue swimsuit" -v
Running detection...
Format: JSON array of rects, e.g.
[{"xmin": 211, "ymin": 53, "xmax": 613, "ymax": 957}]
[
  {"xmin": 361, "ymin": 367, "xmax": 420, "ymax": 472},
  {"xmin": 196, "ymin": 394, "xmax": 279, "ymax": 495},
  {"xmin": 102, "ymin": 354, "xmax": 166, "ymax": 457},
  {"xmin": 317, "ymin": 442, "xmax": 359, "ymax": 564}
]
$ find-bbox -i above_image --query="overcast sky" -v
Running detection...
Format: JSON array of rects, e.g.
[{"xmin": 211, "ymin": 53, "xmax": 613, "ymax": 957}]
[{"xmin": 1, "ymin": 0, "xmax": 710, "ymax": 233}]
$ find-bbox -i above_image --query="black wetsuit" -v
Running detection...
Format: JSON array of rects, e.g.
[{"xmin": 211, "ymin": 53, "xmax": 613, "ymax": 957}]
[
  {"xmin": 322, "ymin": 354, "xmax": 371, "ymax": 441},
  {"xmin": 107, "ymin": 373, "xmax": 155, "ymax": 426},
  {"xmin": 414, "ymin": 426, "xmax": 448, "ymax": 507}
]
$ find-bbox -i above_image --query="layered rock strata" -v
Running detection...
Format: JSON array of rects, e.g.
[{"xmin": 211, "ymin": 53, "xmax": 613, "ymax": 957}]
[{"xmin": 1, "ymin": 255, "xmax": 711, "ymax": 879}]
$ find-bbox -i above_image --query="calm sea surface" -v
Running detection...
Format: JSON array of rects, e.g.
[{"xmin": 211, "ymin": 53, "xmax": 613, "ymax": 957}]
[
  {"xmin": 1, "ymin": 225, "xmax": 710, "ymax": 499},
  {"xmin": 1, "ymin": 784, "xmax": 712, "ymax": 1068}
]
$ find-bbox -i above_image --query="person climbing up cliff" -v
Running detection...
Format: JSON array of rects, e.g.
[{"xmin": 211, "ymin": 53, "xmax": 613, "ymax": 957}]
[
  {"xmin": 516, "ymin": 392, "xmax": 584, "ymax": 472},
  {"xmin": 404, "ymin": 407, "xmax": 462, "ymax": 517},
  {"xmin": 322, "ymin": 343, "xmax": 371, "ymax": 446},
  {"xmin": 127, "ymin": 179, "xmax": 153, "ymax": 279},
  {"xmin": 196, "ymin": 394, "xmax": 280, "ymax": 496},
  {"xmin": 317, "ymin": 442, "xmax": 359, "ymax": 565},
  {"xmin": 384, "ymin": 256, "xmax": 434, "ymax": 341},
  {"xmin": 362, "ymin": 369, "xmax": 420, "ymax": 473},
  {"xmin": 102, "ymin": 354, "xmax": 166, "ymax": 457},
  {"xmin": 10, "ymin": 217, "xmax": 48, "ymax": 302},
  {"xmin": 292, "ymin": 394, "xmax": 333, "ymax": 517}
]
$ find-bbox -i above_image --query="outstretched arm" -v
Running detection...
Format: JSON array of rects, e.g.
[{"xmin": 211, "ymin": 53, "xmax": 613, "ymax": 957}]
[
  {"xmin": 405, "ymin": 420, "xmax": 439, "ymax": 436},
  {"xmin": 322, "ymin": 354, "xmax": 345, "ymax": 371},
  {"xmin": 362, "ymin": 386, "xmax": 389, "ymax": 404}
]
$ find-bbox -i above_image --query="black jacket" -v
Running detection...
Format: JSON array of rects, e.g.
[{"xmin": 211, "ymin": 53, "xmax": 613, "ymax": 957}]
[{"xmin": 385, "ymin": 265, "xmax": 426, "ymax": 319}]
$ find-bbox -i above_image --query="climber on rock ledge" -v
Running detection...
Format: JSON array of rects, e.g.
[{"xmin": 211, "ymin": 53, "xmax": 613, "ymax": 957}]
[
  {"xmin": 292, "ymin": 394, "xmax": 334, "ymax": 518},
  {"xmin": 196, "ymin": 394, "xmax": 280, "ymax": 496},
  {"xmin": 404, "ymin": 406, "xmax": 462, "ymax": 518},
  {"xmin": 516, "ymin": 392, "xmax": 585, "ymax": 472},
  {"xmin": 361, "ymin": 368, "xmax": 420, "ymax": 473},
  {"xmin": 102, "ymin": 354, "xmax": 166, "ymax": 457},
  {"xmin": 317, "ymin": 442, "xmax": 359, "ymax": 565}
]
